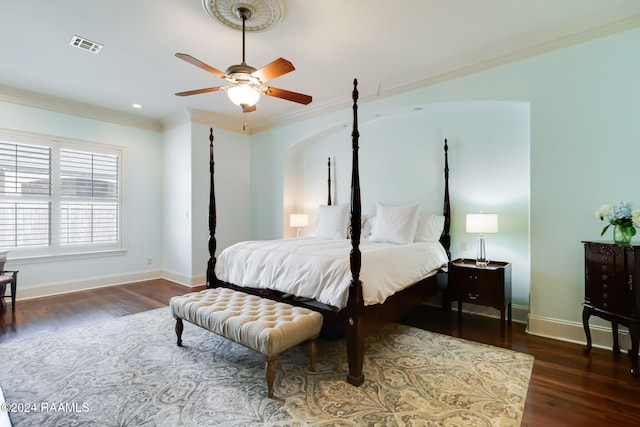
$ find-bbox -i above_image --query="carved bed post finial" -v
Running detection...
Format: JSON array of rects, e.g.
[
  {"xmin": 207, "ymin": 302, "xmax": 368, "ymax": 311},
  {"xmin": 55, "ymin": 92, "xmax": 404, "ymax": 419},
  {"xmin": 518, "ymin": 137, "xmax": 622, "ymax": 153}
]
[
  {"xmin": 327, "ymin": 157, "xmax": 332, "ymax": 206},
  {"xmin": 207, "ymin": 127, "xmax": 218, "ymax": 288}
]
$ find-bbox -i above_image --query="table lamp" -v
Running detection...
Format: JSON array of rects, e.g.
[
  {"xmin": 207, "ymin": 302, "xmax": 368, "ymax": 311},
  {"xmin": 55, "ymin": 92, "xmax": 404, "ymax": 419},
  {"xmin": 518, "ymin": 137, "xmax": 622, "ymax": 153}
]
[
  {"xmin": 466, "ymin": 212, "xmax": 499, "ymax": 267},
  {"xmin": 290, "ymin": 213, "xmax": 309, "ymax": 238}
]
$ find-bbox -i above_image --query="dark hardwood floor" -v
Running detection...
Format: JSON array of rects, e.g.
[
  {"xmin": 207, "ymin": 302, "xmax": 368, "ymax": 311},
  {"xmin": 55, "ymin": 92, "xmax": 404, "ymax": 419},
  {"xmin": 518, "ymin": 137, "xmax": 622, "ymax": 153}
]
[{"xmin": 1, "ymin": 279, "xmax": 639, "ymax": 426}]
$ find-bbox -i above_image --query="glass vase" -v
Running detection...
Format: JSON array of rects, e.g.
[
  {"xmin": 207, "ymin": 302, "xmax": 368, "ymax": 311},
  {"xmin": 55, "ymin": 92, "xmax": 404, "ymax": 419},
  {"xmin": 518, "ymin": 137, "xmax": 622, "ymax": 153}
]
[{"xmin": 613, "ymin": 225, "xmax": 634, "ymax": 244}]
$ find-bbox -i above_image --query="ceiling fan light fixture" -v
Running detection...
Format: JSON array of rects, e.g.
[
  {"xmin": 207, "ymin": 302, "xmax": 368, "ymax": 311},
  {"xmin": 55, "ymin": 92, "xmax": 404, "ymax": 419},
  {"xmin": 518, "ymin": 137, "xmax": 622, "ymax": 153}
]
[{"xmin": 227, "ymin": 84, "xmax": 260, "ymax": 107}]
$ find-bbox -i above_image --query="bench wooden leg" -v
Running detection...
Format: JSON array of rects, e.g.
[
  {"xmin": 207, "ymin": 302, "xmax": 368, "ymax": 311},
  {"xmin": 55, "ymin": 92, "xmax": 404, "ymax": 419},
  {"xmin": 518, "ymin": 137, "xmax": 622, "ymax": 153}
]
[
  {"xmin": 265, "ymin": 355, "xmax": 277, "ymax": 398},
  {"xmin": 309, "ymin": 335, "xmax": 318, "ymax": 371},
  {"xmin": 175, "ymin": 318, "xmax": 184, "ymax": 347}
]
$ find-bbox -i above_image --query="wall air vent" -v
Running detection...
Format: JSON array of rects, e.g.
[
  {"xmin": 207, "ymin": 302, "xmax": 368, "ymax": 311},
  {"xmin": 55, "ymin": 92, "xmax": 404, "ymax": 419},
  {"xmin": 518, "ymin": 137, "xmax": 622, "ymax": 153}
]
[{"xmin": 69, "ymin": 35, "xmax": 103, "ymax": 54}]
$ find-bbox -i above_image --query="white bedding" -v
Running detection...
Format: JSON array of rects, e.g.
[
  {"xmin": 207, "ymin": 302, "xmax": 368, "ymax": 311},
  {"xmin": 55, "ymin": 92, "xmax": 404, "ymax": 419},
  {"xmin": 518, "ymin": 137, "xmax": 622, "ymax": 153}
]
[{"xmin": 215, "ymin": 238, "xmax": 449, "ymax": 309}]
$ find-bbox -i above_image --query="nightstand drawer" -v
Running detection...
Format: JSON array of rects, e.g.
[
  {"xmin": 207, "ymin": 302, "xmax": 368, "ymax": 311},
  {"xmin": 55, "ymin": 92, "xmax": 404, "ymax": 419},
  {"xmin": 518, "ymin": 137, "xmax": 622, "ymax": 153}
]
[{"xmin": 458, "ymin": 286, "xmax": 500, "ymax": 306}]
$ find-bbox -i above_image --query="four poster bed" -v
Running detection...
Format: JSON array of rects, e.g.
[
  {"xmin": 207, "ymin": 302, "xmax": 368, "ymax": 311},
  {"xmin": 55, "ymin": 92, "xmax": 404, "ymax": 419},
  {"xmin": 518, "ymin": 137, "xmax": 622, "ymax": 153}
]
[{"xmin": 205, "ymin": 79, "xmax": 451, "ymax": 386}]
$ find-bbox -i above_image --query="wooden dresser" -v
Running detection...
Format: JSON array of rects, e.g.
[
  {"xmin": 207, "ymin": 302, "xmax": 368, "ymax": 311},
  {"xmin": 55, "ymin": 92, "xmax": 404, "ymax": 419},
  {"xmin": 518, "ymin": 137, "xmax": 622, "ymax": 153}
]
[{"xmin": 582, "ymin": 241, "xmax": 640, "ymax": 376}]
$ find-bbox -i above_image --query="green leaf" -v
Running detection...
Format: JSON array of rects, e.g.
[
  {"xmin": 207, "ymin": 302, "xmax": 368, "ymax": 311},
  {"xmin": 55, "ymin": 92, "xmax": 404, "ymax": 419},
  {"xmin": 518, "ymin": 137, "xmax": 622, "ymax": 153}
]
[{"xmin": 601, "ymin": 224, "xmax": 611, "ymax": 236}]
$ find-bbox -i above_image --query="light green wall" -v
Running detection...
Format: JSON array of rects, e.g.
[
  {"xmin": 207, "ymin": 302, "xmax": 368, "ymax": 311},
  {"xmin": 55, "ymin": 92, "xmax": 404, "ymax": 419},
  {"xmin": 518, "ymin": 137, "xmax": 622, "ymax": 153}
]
[
  {"xmin": 190, "ymin": 123, "xmax": 251, "ymax": 280},
  {"xmin": 248, "ymin": 26, "xmax": 640, "ymax": 338},
  {"xmin": 163, "ymin": 120, "xmax": 192, "ymax": 280},
  {"xmin": 0, "ymin": 102, "xmax": 164, "ymax": 290},
  {"xmin": 282, "ymin": 102, "xmax": 530, "ymax": 305}
]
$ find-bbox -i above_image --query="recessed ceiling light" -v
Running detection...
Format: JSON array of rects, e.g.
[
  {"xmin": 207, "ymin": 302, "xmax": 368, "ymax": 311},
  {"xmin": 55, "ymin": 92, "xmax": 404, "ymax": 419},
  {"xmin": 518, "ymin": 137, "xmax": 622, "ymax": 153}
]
[
  {"xmin": 69, "ymin": 35, "xmax": 103, "ymax": 54},
  {"xmin": 132, "ymin": 104, "xmax": 142, "ymax": 109}
]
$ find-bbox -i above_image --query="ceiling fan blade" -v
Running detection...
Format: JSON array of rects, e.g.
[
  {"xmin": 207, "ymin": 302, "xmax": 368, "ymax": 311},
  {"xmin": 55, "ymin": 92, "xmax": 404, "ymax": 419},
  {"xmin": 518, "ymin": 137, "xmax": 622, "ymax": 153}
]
[
  {"xmin": 175, "ymin": 53, "xmax": 227, "ymax": 78},
  {"xmin": 242, "ymin": 104, "xmax": 257, "ymax": 113},
  {"xmin": 252, "ymin": 58, "xmax": 295, "ymax": 83},
  {"xmin": 175, "ymin": 86, "xmax": 225, "ymax": 96},
  {"xmin": 264, "ymin": 86, "xmax": 312, "ymax": 105}
]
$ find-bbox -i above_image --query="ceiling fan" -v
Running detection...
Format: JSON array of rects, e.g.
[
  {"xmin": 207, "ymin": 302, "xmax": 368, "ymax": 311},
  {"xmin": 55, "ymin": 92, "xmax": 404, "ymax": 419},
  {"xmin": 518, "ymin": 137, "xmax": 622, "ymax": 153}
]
[{"xmin": 175, "ymin": 6, "xmax": 312, "ymax": 113}]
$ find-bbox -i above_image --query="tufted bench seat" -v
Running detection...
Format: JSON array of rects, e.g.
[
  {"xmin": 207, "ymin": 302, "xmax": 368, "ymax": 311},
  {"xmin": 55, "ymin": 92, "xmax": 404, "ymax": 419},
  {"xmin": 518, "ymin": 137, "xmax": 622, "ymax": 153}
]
[{"xmin": 170, "ymin": 287, "xmax": 323, "ymax": 397}]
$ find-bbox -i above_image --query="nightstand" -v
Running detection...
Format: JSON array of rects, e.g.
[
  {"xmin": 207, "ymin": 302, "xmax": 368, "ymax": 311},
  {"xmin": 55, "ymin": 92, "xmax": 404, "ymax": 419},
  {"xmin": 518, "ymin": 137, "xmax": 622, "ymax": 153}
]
[{"xmin": 448, "ymin": 258, "xmax": 512, "ymax": 337}]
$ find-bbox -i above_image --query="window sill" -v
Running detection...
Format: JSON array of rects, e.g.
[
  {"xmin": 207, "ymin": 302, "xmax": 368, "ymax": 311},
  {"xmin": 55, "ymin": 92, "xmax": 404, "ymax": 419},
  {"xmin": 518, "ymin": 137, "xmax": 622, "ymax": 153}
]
[{"xmin": 6, "ymin": 248, "xmax": 128, "ymax": 265}]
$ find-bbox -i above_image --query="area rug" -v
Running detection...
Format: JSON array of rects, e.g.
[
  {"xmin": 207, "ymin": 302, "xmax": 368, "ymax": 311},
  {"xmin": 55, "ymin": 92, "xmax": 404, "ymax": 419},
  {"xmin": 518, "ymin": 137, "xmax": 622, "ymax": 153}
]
[{"xmin": 0, "ymin": 307, "xmax": 533, "ymax": 426}]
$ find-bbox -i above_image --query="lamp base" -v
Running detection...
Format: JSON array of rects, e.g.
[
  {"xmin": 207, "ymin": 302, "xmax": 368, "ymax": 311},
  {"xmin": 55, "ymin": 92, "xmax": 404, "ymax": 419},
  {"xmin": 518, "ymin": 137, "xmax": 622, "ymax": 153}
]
[{"xmin": 475, "ymin": 235, "xmax": 489, "ymax": 267}]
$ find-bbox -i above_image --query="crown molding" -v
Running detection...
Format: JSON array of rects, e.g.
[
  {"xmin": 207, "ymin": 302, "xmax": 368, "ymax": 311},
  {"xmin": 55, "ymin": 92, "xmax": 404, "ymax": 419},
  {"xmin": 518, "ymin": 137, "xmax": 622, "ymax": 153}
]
[
  {"xmin": 0, "ymin": 84, "xmax": 163, "ymax": 133},
  {"xmin": 2, "ymin": 15, "xmax": 639, "ymax": 136},
  {"xmin": 249, "ymin": 14, "xmax": 640, "ymax": 134},
  {"xmin": 374, "ymin": 13, "xmax": 640, "ymax": 101},
  {"xmin": 189, "ymin": 109, "xmax": 250, "ymax": 133}
]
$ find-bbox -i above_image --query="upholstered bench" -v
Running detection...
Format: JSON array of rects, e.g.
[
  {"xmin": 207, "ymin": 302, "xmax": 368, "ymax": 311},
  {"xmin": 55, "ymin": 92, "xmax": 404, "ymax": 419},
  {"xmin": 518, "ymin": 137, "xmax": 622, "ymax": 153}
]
[{"xmin": 170, "ymin": 287, "xmax": 323, "ymax": 397}]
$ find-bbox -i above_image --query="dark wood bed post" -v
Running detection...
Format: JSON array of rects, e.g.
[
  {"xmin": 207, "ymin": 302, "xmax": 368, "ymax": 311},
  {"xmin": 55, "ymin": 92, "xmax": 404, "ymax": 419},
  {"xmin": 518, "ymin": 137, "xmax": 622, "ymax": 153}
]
[
  {"xmin": 346, "ymin": 78, "xmax": 365, "ymax": 386},
  {"xmin": 327, "ymin": 157, "xmax": 332, "ymax": 205},
  {"xmin": 206, "ymin": 127, "xmax": 218, "ymax": 289},
  {"xmin": 442, "ymin": 138, "xmax": 451, "ymax": 259}
]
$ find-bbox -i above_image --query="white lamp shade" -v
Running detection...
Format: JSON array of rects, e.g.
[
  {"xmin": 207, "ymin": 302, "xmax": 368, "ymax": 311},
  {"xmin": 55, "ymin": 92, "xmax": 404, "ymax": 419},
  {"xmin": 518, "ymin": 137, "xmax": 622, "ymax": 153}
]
[
  {"xmin": 227, "ymin": 84, "xmax": 260, "ymax": 107},
  {"xmin": 466, "ymin": 213, "xmax": 499, "ymax": 234},
  {"xmin": 290, "ymin": 213, "xmax": 309, "ymax": 228}
]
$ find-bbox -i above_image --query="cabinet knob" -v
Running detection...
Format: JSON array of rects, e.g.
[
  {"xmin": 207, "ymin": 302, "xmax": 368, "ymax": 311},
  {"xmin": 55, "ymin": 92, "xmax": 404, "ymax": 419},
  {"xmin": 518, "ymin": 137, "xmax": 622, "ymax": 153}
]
[
  {"xmin": 602, "ymin": 274, "xmax": 608, "ymax": 281},
  {"xmin": 601, "ymin": 265, "xmax": 607, "ymax": 271},
  {"xmin": 602, "ymin": 283, "xmax": 608, "ymax": 290},
  {"xmin": 603, "ymin": 302, "xmax": 608, "ymax": 308},
  {"xmin": 601, "ymin": 255, "xmax": 608, "ymax": 262},
  {"xmin": 602, "ymin": 293, "xmax": 608, "ymax": 300},
  {"xmin": 468, "ymin": 293, "xmax": 479, "ymax": 300}
]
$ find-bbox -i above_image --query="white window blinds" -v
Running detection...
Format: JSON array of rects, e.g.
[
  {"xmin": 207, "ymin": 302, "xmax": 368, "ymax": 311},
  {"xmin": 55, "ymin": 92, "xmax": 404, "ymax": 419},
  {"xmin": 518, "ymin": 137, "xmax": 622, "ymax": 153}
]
[
  {"xmin": 0, "ymin": 137, "xmax": 122, "ymax": 252},
  {"xmin": 0, "ymin": 142, "xmax": 52, "ymax": 247},
  {"xmin": 60, "ymin": 149, "xmax": 119, "ymax": 245}
]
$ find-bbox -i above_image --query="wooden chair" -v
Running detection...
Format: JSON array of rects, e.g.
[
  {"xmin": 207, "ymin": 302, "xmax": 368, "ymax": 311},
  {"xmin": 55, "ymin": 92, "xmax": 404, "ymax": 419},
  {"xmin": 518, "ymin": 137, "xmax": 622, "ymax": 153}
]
[{"xmin": 0, "ymin": 270, "xmax": 18, "ymax": 312}]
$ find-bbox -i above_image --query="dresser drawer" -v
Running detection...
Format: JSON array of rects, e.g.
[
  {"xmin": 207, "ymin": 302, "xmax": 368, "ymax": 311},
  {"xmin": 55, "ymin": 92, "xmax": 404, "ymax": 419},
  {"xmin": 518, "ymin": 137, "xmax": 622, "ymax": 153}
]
[{"xmin": 583, "ymin": 242, "xmax": 637, "ymax": 315}]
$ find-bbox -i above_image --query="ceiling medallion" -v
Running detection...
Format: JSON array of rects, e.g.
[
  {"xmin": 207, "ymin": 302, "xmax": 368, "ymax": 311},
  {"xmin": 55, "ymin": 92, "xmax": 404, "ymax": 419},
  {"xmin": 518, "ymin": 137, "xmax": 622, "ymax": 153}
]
[{"xmin": 202, "ymin": 0, "xmax": 283, "ymax": 32}]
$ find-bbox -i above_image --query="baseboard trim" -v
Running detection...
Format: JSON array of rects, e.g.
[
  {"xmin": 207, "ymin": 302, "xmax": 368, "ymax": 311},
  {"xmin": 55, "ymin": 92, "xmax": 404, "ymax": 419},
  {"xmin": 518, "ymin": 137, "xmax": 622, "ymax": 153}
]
[
  {"xmin": 527, "ymin": 314, "xmax": 632, "ymax": 352},
  {"xmin": 161, "ymin": 270, "xmax": 205, "ymax": 288},
  {"xmin": 425, "ymin": 295, "xmax": 529, "ymax": 325},
  {"xmin": 16, "ymin": 270, "xmax": 201, "ymax": 300},
  {"xmin": 455, "ymin": 303, "xmax": 529, "ymax": 325}
]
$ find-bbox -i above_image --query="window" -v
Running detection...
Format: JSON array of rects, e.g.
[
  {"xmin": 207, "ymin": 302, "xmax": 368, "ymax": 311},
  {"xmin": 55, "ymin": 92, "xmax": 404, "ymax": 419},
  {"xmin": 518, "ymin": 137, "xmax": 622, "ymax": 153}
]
[{"xmin": 0, "ymin": 131, "xmax": 123, "ymax": 255}]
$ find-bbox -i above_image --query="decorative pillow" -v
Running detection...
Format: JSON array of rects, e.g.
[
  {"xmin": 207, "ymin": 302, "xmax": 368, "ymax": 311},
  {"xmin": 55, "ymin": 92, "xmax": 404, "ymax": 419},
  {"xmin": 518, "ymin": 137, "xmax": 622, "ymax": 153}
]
[
  {"xmin": 415, "ymin": 214, "xmax": 446, "ymax": 242},
  {"xmin": 361, "ymin": 215, "xmax": 373, "ymax": 239},
  {"xmin": 369, "ymin": 202, "xmax": 421, "ymax": 244},
  {"xmin": 315, "ymin": 204, "xmax": 350, "ymax": 239}
]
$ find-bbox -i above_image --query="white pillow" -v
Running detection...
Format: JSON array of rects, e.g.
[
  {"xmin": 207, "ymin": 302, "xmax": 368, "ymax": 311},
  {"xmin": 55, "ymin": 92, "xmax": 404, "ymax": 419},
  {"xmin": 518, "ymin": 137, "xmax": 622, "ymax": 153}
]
[
  {"xmin": 415, "ymin": 214, "xmax": 446, "ymax": 242},
  {"xmin": 315, "ymin": 204, "xmax": 349, "ymax": 239},
  {"xmin": 369, "ymin": 202, "xmax": 421, "ymax": 244},
  {"xmin": 361, "ymin": 215, "xmax": 373, "ymax": 239}
]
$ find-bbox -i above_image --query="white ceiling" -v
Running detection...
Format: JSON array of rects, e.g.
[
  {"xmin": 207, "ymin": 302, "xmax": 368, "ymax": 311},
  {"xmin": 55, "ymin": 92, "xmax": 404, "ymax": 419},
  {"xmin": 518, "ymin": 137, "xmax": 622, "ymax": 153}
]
[{"xmin": 1, "ymin": 0, "xmax": 640, "ymax": 132}]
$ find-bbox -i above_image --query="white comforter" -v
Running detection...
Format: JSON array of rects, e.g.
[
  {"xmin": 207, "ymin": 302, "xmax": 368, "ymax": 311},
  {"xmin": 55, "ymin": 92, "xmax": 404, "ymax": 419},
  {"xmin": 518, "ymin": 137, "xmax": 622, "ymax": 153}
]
[{"xmin": 215, "ymin": 238, "xmax": 449, "ymax": 309}]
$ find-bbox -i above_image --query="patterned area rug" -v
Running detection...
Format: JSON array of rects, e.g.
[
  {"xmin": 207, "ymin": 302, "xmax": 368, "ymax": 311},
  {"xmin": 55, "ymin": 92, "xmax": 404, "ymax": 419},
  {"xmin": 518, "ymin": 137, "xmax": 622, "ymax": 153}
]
[{"xmin": 0, "ymin": 307, "xmax": 532, "ymax": 426}]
